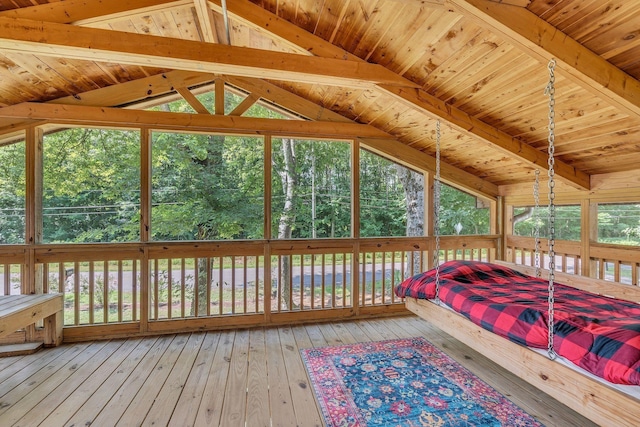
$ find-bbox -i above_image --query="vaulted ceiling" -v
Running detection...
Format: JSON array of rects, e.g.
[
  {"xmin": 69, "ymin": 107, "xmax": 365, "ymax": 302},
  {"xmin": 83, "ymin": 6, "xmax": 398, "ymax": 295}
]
[{"xmin": 1, "ymin": 0, "xmax": 639, "ymax": 199}]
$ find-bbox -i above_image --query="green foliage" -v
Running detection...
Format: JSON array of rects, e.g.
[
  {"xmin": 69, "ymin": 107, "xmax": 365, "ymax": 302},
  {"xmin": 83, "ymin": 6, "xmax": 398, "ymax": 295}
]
[
  {"xmin": 0, "ymin": 141, "xmax": 26, "ymax": 243},
  {"xmin": 152, "ymin": 132, "xmax": 264, "ymax": 240},
  {"xmin": 272, "ymin": 139, "xmax": 351, "ymax": 238},
  {"xmin": 359, "ymin": 151, "xmax": 408, "ymax": 237},
  {"xmin": 42, "ymin": 128, "xmax": 140, "ymax": 243},
  {"xmin": 439, "ymin": 184, "xmax": 490, "ymax": 235},
  {"xmin": 597, "ymin": 203, "xmax": 640, "ymax": 245}
]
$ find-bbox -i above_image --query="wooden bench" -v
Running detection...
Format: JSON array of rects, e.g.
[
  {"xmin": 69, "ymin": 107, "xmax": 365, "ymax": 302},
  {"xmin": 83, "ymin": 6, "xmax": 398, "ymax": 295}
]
[{"xmin": 0, "ymin": 294, "xmax": 64, "ymax": 348}]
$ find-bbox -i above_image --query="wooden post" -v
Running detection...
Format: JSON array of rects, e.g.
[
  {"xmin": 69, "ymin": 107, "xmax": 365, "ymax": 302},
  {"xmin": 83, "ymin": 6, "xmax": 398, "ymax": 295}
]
[
  {"xmin": 264, "ymin": 135, "xmax": 272, "ymax": 321},
  {"xmin": 140, "ymin": 128, "xmax": 151, "ymax": 332},
  {"xmin": 351, "ymin": 140, "xmax": 360, "ymax": 314},
  {"xmin": 495, "ymin": 196, "xmax": 503, "ymax": 262}
]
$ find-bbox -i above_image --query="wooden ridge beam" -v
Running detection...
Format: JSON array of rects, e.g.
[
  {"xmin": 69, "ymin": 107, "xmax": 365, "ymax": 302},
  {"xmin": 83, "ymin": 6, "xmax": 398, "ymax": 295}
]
[
  {"xmin": 0, "ymin": 102, "xmax": 391, "ymax": 139},
  {"xmin": 219, "ymin": 0, "xmax": 590, "ymax": 190},
  {"xmin": 0, "ymin": 17, "xmax": 412, "ymax": 90},
  {"xmin": 448, "ymin": 0, "xmax": 640, "ymax": 119}
]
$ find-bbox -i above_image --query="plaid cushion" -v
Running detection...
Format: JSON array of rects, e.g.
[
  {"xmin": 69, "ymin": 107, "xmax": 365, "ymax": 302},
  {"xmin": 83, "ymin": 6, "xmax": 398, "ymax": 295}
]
[{"xmin": 395, "ymin": 260, "xmax": 640, "ymax": 386}]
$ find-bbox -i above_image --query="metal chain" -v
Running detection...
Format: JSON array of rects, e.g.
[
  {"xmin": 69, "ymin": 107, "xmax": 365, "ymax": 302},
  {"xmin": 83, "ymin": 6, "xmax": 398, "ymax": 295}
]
[
  {"xmin": 544, "ymin": 58, "xmax": 557, "ymax": 360},
  {"xmin": 434, "ymin": 120, "xmax": 441, "ymax": 303},
  {"xmin": 533, "ymin": 169, "xmax": 541, "ymax": 278}
]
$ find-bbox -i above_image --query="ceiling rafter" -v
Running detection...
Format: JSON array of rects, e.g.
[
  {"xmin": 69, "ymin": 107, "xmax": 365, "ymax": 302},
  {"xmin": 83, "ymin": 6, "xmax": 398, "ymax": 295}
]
[
  {"xmin": 0, "ymin": 0, "xmax": 187, "ymax": 24},
  {"xmin": 214, "ymin": 0, "xmax": 589, "ymax": 190},
  {"xmin": 448, "ymin": 0, "xmax": 640, "ymax": 120},
  {"xmin": 0, "ymin": 16, "xmax": 412, "ymax": 90}
]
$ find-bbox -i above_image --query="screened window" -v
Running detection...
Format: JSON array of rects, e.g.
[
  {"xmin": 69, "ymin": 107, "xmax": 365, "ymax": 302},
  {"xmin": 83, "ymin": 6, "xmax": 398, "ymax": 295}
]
[
  {"xmin": 152, "ymin": 132, "xmax": 264, "ymax": 241},
  {"xmin": 0, "ymin": 138, "xmax": 25, "ymax": 244},
  {"xmin": 597, "ymin": 203, "xmax": 640, "ymax": 246},
  {"xmin": 513, "ymin": 205, "xmax": 581, "ymax": 241},
  {"xmin": 43, "ymin": 128, "xmax": 140, "ymax": 243},
  {"xmin": 272, "ymin": 138, "xmax": 351, "ymax": 239},
  {"xmin": 360, "ymin": 150, "xmax": 423, "ymax": 237},
  {"xmin": 439, "ymin": 184, "xmax": 490, "ymax": 235}
]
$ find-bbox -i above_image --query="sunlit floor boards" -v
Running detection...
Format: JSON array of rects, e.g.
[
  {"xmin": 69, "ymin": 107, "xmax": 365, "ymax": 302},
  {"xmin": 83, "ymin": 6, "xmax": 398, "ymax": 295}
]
[{"xmin": 0, "ymin": 316, "xmax": 597, "ymax": 426}]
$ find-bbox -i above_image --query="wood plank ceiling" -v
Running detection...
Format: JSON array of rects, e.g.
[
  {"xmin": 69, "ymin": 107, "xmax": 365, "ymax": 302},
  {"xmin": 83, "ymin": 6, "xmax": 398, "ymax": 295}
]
[{"xmin": 0, "ymin": 0, "xmax": 639, "ymax": 197}]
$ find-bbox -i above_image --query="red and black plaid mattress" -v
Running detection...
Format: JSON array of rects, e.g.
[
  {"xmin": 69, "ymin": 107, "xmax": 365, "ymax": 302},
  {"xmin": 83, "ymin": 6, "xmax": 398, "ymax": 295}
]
[{"xmin": 395, "ymin": 260, "xmax": 640, "ymax": 386}]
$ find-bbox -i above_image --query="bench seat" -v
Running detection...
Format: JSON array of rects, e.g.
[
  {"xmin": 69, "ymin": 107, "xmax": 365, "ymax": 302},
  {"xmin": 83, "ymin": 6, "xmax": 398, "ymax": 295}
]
[{"xmin": 0, "ymin": 294, "xmax": 64, "ymax": 347}]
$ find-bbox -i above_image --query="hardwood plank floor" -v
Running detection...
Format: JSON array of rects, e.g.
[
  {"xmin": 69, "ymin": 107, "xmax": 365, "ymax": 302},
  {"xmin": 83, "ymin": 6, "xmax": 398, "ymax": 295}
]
[{"xmin": 0, "ymin": 316, "xmax": 598, "ymax": 427}]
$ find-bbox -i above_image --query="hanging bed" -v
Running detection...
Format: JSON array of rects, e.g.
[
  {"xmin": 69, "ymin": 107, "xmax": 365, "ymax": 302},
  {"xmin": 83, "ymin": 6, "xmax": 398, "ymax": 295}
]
[{"xmin": 396, "ymin": 260, "xmax": 640, "ymax": 426}]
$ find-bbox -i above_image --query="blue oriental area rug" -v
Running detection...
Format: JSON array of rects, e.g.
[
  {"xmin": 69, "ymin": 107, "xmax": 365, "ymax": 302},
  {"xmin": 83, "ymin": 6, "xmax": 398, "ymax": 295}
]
[{"xmin": 300, "ymin": 337, "xmax": 543, "ymax": 426}]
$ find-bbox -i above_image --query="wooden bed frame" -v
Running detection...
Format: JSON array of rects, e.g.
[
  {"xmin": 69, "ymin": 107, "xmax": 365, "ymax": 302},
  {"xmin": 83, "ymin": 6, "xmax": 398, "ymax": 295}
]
[{"xmin": 405, "ymin": 262, "xmax": 640, "ymax": 427}]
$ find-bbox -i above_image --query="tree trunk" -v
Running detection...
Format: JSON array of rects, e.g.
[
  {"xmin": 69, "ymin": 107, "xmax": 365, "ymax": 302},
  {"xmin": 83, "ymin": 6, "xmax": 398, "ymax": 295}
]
[
  {"xmin": 396, "ymin": 165, "xmax": 424, "ymax": 275},
  {"xmin": 277, "ymin": 138, "xmax": 297, "ymax": 310}
]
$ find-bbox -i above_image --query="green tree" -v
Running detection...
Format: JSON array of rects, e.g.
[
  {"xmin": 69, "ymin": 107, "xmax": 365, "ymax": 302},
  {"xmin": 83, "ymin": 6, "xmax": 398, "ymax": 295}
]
[
  {"xmin": 0, "ymin": 140, "xmax": 25, "ymax": 244},
  {"xmin": 42, "ymin": 128, "xmax": 140, "ymax": 243}
]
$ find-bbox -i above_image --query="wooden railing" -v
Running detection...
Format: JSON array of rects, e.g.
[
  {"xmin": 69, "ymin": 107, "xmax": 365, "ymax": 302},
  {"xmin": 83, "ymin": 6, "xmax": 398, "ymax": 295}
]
[
  {"xmin": 590, "ymin": 243, "xmax": 640, "ymax": 285},
  {"xmin": 506, "ymin": 235, "xmax": 582, "ymax": 274},
  {"xmin": 506, "ymin": 235, "xmax": 639, "ymax": 286},
  {"xmin": 0, "ymin": 236, "xmax": 500, "ymax": 341}
]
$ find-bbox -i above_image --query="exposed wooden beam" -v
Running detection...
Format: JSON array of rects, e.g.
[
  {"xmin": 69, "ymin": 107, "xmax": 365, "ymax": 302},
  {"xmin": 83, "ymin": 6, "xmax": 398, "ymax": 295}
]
[
  {"xmin": 378, "ymin": 85, "xmax": 590, "ymax": 190},
  {"xmin": 193, "ymin": 0, "xmax": 219, "ymax": 43},
  {"xmin": 0, "ymin": 0, "xmax": 188, "ymax": 24},
  {"xmin": 0, "ymin": 102, "xmax": 391, "ymax": 139},
  {"xmin": 228, "ymin": 93, "xmax": 260, "ymax": 117},
  {"xmin": 0, "ymin": 17, "xmax": 412, "ymax": 90},
  {"xmin": 219, "ymin": 0, "xmax": 589, "ymax": 190},
  {"xmin": 448, "ymin": 0, "xmax": 640, "ymax": 119},
  {"xmin": 175, "ymin": 87, "xmax": 211, "ymax": 114},
  {"xmin": 53, "ymin": 70, "xmax": 216, "ymax": 107},
  {"xmin": 224, "ymin": 76, "xmax": 498, "ymax": 198},
  {"xmin": 0, "ymin": 70, "xmax": 216, "ymax": 137}
]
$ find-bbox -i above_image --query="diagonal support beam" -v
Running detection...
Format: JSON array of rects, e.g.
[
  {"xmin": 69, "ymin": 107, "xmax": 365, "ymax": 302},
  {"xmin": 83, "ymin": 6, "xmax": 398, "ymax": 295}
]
[
  {"xmin": 218, "ymin": 0, "xmax": 590, "ymax": 190},
  {"xmin": 0, "ymin": 17, "xmax": 412, "ymax": 90},
  {"xmin": 448, "ymin": 0, "xmax": 640, "ymax": 119}
]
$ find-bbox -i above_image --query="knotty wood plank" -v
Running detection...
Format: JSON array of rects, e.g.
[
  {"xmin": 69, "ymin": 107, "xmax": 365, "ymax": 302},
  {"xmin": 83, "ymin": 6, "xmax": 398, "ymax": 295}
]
[
  {"xmin": 0, "ymin": 341, "xmax": 109, "ymax": 425},
  {"xmin": 67, "ymin": 335, "xmax": 169, "ymax": 426},
  {"xmin": 141, "ymin": 333, "xmax": 207, "ymax": 426},
  {"xmin": 167, "ymin": 331, "xmax": 220, "ymax": 427},
  {"xmin": 0, "ymin": 343, "xmax": 78, "ymax": 393},
  {"xmin": 219, "ymin": 329, "xmax": 249, "ymax": 427},
  {"xmin": 32, "ymin": 337, "xmax": 141, "ymax": 426},
  {"xmin": 303, "ymin": 323, "xmax": 328, "ymax": 347},
  {"xmin": 327, "ymin": 321, "xmax": 358, "ymax": 344},
  {"xmin": 12, "ymin": 340, "xmax": 132, "ymax": 427},
  {"xmin": 117, "ymin": 334, "xmax": 190, "ymax": 426},
  {"xmin": 193, "ymin": 330, "xmax": 235, "ymax": 427},
  {"xmin": 264, "ymin": 327, "xmax": 297, "ymax": 427},
  {"xmin": 246, "ymin": 328, "xmax": 270, "ymax": 426},
  {"xmin": 277, "ymin": 326, "xmax": 322, "ymax": 427}
]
